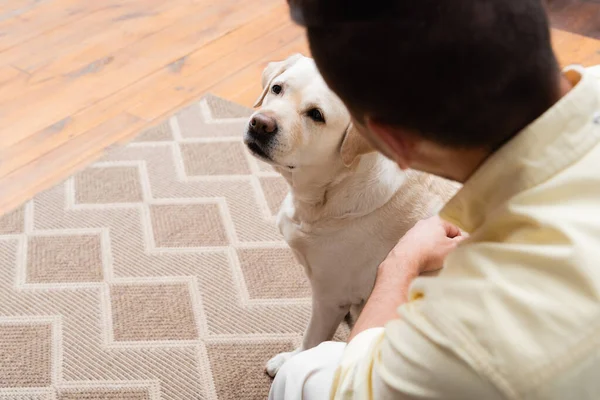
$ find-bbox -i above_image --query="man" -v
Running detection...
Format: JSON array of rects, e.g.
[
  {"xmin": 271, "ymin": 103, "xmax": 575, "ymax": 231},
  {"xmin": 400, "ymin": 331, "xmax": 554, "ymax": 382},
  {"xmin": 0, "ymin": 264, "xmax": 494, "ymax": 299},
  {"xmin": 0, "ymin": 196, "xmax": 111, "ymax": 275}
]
[{"xmin": 269, "ymin": 0, "xmax": 600, "ymax": 399}]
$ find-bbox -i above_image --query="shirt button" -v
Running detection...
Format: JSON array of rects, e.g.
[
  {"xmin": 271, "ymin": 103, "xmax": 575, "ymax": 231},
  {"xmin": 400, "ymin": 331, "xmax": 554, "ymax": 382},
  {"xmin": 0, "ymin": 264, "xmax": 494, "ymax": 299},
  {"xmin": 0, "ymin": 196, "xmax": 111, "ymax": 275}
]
[
  {"xmin": 410, "ymin": 291, "xmax": 424, "ymax": 301},
  {"xmin": 594, "ymin": 112, "xmax": 600, "ymax": 125}
]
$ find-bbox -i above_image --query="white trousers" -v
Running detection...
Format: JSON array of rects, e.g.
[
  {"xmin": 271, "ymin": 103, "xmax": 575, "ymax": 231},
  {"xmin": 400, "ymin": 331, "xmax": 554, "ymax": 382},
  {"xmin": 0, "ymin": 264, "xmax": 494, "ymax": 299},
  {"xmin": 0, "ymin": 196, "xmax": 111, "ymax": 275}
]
[{"xmin": 268, "ymin": 341, "xmax": 346, "ymax": 400}]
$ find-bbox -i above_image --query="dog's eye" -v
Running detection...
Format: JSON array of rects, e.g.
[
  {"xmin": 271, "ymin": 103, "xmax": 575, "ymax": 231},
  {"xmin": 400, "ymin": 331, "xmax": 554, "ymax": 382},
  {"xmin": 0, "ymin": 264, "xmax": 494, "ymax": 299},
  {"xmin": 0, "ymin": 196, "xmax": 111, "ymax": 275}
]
[
  {"xmin": 307, "ymin": 108, "xmax": 325, "ymax": 123},
  {"xmin": 271, "ymin": 84, "xmax": 282, "ymax": 95}
]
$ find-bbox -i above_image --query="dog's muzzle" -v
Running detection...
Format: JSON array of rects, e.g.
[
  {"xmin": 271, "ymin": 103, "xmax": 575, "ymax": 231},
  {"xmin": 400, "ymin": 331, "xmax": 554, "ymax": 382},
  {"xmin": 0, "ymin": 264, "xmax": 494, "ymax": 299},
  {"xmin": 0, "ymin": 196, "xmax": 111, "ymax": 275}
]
[
  {"xmin": 248, "ymin": 114, "xmax": 278, "ymax": 141},
  {"xmin": 245, "ymin": 113, "xmax": 278, "ymax": 160}
]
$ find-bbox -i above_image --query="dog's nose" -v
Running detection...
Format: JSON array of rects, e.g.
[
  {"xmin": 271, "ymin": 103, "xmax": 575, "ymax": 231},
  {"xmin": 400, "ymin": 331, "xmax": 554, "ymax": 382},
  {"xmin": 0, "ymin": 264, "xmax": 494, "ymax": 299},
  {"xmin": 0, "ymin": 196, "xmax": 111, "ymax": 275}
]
[{"xmin": 249, "ymin": 114, "xmax": 278, "ymax": 136}]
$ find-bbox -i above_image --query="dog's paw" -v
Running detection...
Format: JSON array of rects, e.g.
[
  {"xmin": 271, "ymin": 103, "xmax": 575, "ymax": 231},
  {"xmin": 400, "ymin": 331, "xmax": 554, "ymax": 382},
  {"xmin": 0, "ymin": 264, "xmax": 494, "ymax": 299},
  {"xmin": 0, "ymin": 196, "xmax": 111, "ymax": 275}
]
[{"xmin": 266, "ymin": 349, "xmax": 300, "ymax": 377}]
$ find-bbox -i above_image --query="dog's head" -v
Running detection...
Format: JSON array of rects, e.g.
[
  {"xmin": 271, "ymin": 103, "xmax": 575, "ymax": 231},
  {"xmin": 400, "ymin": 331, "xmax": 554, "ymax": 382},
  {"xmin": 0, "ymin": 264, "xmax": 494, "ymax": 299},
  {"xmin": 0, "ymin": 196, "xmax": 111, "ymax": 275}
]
[{"xmin": 244, "ymin": 54, "xmax": 373, "ymax": 170}]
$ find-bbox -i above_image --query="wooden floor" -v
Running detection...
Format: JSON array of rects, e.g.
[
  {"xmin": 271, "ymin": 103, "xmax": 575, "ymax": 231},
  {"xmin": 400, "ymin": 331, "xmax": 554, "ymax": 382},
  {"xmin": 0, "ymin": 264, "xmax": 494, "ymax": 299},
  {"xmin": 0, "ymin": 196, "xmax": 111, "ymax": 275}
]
[
  {"xmin": 548, "ymin": 0, "xmax": 600, "ymax": 39},
  {"xmin": 0, "ymin": 0, "xmax": 599, "ymax": 216}
]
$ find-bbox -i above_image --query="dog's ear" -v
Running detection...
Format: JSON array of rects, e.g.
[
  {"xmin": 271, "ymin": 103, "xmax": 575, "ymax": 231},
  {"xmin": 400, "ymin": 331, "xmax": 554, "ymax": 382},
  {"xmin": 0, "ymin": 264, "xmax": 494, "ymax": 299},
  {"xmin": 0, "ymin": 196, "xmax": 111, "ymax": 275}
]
[
  {"xmin": 253, "ymin": 53, "xmax": 303, "ymax": 108},
  {"xmin": 340, "ymin": 123, "xmax": 374, "ymax": 167}
]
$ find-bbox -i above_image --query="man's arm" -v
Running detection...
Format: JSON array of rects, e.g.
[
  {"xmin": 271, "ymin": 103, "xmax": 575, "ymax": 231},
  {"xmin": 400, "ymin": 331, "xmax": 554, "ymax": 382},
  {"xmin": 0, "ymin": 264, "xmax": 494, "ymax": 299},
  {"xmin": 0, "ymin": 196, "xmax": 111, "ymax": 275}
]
[
  {"xmin": 330, "ymin": 217, "xmax": 504, "ymax": 400},
  {"xmin": 347, "ymin": 258, "xmax": 417, "ymax": 342},
  {"xmin": 348, "ymin": 216, "xmax": 463, "ymax": 342}
]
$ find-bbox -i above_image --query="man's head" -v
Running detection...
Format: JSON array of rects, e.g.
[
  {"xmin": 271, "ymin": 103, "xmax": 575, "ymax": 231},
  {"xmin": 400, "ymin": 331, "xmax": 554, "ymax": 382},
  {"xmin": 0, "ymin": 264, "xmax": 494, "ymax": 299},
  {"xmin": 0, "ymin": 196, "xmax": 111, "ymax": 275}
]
[{"xmin": 289, "ymin": 0, "xmax": 562, "ymax": 179}]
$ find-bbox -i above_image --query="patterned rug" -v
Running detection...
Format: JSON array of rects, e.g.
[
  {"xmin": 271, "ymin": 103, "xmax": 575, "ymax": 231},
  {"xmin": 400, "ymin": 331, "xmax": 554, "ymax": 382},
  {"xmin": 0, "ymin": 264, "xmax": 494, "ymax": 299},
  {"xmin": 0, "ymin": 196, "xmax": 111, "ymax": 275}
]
[{"xmin": 0, "ymin": 95, "xmax": 347, "ymax": 400}]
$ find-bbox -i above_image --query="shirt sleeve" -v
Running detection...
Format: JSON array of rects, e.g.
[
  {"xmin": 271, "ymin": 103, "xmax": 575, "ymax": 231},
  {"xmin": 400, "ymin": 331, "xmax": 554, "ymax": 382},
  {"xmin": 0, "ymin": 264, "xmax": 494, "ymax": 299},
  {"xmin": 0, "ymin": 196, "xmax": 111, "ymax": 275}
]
[{"xmin": 330, "ymin": 304, "xmax": 505, "ymax": 400}]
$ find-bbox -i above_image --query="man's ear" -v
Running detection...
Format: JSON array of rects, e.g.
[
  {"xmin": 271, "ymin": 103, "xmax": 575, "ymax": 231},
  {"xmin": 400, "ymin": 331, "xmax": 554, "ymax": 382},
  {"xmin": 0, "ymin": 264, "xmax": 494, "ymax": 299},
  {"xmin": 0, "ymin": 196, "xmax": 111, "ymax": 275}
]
[
  {"xmin": 367, "ymin": 118, "xmax": 415, "ymax": 170},
  {"xmin": 253, "ymin": 53, "xmax": 304, "ymax": 108},
  {"xmin": 340, "ymin": 123, "xmax": 374, "ymax": 167}
]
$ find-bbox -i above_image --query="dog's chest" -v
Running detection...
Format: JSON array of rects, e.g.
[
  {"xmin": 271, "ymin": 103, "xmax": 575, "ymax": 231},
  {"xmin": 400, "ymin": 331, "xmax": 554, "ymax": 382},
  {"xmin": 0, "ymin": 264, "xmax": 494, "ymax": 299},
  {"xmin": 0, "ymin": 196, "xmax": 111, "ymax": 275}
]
[
  {"xmin": 277, "ymin": 194, "xmax": 310, "ymax": 249},
  {"xmin": 276, "ymin": 193, "xmax": 345, "ymax": 248},
  {"xmin": 276, "ymin": 192, "xmax": 398, "ymax": 288}
]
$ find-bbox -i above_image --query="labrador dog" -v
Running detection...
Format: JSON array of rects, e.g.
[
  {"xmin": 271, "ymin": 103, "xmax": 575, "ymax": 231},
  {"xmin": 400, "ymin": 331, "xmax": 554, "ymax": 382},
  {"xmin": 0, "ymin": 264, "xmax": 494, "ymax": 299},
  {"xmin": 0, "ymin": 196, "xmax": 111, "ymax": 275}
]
[{"xmin": 244, "ymin": 54, "xmax": 460, "ymax": 377}]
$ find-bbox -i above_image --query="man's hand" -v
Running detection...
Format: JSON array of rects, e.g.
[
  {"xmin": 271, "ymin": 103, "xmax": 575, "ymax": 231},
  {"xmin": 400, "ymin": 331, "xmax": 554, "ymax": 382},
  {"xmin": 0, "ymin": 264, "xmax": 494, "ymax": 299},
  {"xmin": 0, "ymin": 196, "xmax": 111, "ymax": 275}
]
[{"xmin": 381, "ymin": 215, "xmax": 464, "ymax": 277}]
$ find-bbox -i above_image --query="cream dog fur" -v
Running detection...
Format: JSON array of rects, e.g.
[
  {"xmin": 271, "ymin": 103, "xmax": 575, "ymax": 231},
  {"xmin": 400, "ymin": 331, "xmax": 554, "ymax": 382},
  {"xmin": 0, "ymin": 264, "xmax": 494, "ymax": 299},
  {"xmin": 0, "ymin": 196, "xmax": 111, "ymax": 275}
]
[{"xmin": 244, "ymin": 54, "xmax": 460, "ymax": 377}]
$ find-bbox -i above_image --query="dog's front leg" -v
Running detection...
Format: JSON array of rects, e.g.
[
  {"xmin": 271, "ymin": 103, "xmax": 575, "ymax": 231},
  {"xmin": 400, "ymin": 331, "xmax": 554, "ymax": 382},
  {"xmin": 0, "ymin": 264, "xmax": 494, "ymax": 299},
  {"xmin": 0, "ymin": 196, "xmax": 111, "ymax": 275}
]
[
  {"xmin": 302, "ymin": 299, "xmax": 349, "ymax": 350},
  {"xmin": 266, "ymin": 298, "xmax": 349, "ymax": 377}
]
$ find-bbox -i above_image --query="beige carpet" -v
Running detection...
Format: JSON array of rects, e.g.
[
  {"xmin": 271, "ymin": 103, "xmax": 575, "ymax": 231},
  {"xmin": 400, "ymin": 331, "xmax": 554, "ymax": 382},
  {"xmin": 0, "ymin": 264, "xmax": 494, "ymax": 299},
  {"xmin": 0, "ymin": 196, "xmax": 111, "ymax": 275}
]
[{"xmin": 0, "ymin": 95, "xmax": 347, "ymax": 400}]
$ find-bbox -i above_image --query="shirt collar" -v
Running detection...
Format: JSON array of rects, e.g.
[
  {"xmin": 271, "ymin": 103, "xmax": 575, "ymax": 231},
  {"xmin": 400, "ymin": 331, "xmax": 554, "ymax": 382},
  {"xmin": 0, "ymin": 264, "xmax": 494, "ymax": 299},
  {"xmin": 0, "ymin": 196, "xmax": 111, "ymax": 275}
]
[{"xmin": 441, "ymin": 65, "xmax": 600, "ymax": 232}]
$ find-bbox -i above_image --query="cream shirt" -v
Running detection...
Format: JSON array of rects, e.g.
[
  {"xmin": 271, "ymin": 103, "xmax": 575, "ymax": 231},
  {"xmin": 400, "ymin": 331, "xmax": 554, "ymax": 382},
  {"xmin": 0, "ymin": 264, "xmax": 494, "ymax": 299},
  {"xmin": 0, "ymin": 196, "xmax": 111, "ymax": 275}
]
[{"xmin": 331, "ymin": 64, "xmax": 600, "ymax": 400}]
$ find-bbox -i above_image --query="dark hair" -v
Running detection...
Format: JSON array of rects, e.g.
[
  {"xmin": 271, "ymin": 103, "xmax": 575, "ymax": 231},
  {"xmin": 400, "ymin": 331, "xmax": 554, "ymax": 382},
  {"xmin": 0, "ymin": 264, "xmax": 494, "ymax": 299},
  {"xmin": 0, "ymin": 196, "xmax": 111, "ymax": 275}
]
[{"xmin": 290, "ymin": 0, "xmax": 561, "ymax": 149}]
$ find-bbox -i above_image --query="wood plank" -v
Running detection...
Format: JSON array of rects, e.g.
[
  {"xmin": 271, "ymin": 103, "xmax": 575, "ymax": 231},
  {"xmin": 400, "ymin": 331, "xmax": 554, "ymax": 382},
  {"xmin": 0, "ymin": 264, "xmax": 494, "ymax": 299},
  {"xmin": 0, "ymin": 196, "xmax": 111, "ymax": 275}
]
[
  {"xmin": 548, "ymin": 0, "xmax": 600, "ymax": 40},
  {"xmin": 0, "ymin": 0, "xmax": 278, "ymax": 147},
  {"xmin": 552, "ymin": 28, "xmax": 600, "ymax": 66},
  {"xmin": 0, "ymin": 0, "xmax": 53, "ymax": 23},
  {"xmin": 1, "ymin": 0, "xmax": 174, "ymax": 72},
  {"xmin": 0, "ymin": 65, "xmax": 28, "ymax": 92},
  {"xmin": 0, "ymin": 4, "xmax": 295, "ymax": 181},
  {"xmin": 0, "ymin": 1, "xmax": 172, "ymax": 100},
  {"xmin": 0, "ymin": 0, "xmax": 146, "ymax": 52}
]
